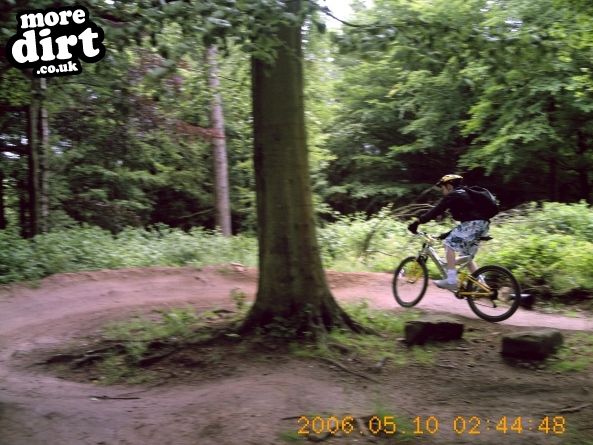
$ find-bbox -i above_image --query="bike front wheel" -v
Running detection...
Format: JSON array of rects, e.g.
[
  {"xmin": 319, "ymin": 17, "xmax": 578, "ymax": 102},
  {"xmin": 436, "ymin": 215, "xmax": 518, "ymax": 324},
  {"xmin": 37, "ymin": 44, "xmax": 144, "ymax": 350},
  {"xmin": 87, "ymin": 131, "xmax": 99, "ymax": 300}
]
[
  {"xmin": 393, "ymin": 256, "xmax": 429, "ymax": 307},
  {"xmin": 463, "ymin": 265, "xmax": 521, "ymax": 322}
]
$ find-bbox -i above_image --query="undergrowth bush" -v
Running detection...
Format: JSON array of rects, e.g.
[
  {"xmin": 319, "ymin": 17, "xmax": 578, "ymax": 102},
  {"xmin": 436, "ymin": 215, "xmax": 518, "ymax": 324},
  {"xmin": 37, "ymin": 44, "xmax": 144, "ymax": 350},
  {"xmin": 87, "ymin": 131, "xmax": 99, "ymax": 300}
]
[
  {"xmin": 317, "ymin": 207, "xmax": 448, "ymax": 274},
  {"xmin": 0, "ymin": 224, "xmax": 256, "ymax": 284},
  {"xmin": 479, "ymin": 202, "xmax": 593, "ymax": 297},
  {"xmin": 1, "ymin": 201, "xmax": 593, "ymax": 299},
  {"xmin": 317, "ymin": 201, "xmax": 593, "ymax": 298}
]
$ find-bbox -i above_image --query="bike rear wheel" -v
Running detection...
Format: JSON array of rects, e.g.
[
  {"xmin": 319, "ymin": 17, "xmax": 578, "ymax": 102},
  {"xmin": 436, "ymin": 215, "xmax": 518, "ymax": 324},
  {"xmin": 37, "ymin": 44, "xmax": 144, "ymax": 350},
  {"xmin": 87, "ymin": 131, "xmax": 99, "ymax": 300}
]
[
  {"xmin": 463, "ymin": 265, "xmax": 521, "ymax": 322},
  {"xmin": 393, "ymin": 256, "xmax": 429, "ymax": 307}
]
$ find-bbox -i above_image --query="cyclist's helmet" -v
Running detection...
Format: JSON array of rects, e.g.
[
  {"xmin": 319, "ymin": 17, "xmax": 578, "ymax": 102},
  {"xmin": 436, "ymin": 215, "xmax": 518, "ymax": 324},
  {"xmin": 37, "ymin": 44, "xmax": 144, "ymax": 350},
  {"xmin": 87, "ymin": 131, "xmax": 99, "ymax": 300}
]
[{"xmin": 436, "ymin": 174, "xmax": 463, "ymax": 187}]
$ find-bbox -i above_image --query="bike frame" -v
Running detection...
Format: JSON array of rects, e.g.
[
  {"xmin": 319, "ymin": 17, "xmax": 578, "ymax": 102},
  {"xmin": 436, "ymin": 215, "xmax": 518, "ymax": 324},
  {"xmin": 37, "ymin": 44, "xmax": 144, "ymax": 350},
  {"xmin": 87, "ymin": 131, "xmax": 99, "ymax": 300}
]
[
  {"xmin": 415, "ymin": 232, "xmax": 470, "ymax": 276},
  {"xmin": 415, "ymin": 232, "xmax": 490, "ymax": 296}
]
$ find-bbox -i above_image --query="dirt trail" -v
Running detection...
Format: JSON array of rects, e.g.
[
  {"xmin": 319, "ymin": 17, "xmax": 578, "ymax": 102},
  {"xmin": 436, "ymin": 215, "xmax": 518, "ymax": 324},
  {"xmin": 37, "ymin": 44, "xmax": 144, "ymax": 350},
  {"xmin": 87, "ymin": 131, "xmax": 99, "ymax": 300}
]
[{"xmin": 0, "ymin": 266, "xmax": 591, "ymax": 445}]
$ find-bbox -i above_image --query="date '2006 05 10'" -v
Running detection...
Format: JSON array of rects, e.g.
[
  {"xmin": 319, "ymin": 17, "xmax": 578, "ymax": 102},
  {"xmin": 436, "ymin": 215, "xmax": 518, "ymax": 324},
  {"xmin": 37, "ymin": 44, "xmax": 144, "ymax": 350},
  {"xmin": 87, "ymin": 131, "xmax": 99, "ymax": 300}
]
[{"xmin": 297, "ymin": 415, "xmax": 566, "ymax": 436}]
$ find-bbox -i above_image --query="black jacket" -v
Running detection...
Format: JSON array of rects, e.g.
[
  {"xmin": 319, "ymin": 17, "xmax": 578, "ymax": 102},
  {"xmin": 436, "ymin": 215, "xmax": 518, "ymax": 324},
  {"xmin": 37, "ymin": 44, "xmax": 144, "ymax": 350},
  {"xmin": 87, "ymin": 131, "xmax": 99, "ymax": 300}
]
[{"xmin": 418, "ymin": 187, "xmax": 485, "ymax": 223}]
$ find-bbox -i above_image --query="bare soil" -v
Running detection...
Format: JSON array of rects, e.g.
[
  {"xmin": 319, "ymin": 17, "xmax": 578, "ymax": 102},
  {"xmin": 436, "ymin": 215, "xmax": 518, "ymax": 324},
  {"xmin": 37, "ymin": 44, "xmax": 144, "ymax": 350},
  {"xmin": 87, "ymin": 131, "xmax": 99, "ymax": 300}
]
[{"xmin": 1, "ymin": 266, "xmax": 592, "ymax": 445}]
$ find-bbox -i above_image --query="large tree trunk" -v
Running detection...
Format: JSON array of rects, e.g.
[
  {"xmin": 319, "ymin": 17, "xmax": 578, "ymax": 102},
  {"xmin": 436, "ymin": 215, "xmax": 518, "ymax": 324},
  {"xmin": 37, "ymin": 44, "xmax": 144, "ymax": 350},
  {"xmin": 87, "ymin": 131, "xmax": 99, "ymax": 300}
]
[
  {"xmin": 241, "ymin": 0, "xmax": 359, "ymax": 338},
  {"xmin": 206, "ymin": 46, "xmax": 232, "ymax": 236}
]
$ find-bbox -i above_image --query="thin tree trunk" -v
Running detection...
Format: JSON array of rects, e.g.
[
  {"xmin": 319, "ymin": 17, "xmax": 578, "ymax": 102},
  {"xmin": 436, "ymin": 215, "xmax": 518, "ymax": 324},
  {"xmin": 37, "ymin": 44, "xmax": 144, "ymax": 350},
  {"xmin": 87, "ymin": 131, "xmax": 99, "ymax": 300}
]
[
  {"xmin": 0, "ymin": 166, "xmax": 6, "ymax": 230},
  {"xmin": 578, "ymin": 170, "xmax": 591, "ymax": 204},
  {"xmin": 206, "ymin": 46, "xmax": 232, "ymax": 236},
  {"xmin": 18, "ymin": 176, "xmax": 27, "ymax": 238},
  {"xmin": 546, "ymin": 98, "xmax": 560, "ymax": 202},
  {"xmin": 27, "ymin": 78, "xmax": 41, "ymax": 238},
  {"xmin": 576, "ymin": 130, "xmax": 591, "ymax": 204},
  {"xmin": 241, "ymin": 0, "xmax": 360, "ymax": 338},
  {"xmin": 39, "ymin": 77, "xmax": 50, "ymax": 232},
  {"xmin": 549, "ymin": 158, "xmax": 559, "ymax": 202}
]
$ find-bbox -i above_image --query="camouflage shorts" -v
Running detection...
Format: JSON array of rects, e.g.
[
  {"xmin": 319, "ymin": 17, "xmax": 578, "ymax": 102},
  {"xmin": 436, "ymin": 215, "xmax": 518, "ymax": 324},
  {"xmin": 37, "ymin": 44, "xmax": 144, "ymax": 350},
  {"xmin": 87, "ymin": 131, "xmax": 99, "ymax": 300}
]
[{"xmin": 444, "ymin": 220, "xmax": 490, "ymax": 257}]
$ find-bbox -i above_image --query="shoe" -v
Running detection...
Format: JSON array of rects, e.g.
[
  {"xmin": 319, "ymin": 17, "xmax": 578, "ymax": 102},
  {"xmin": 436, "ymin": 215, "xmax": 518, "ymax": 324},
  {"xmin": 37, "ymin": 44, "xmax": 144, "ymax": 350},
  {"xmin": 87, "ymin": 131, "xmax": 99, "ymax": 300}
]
[{"xmin": 434, "ymin": 279, "xmax": 458, "ymax": 291}]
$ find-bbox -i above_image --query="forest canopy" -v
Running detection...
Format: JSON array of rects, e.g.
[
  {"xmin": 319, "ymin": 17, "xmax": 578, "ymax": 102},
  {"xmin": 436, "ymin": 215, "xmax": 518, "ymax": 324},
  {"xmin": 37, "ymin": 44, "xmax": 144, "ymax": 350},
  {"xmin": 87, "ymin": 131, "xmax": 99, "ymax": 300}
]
[{"xmin": 1, "ymin": 0, "xmax": 592, "ymax": 236}]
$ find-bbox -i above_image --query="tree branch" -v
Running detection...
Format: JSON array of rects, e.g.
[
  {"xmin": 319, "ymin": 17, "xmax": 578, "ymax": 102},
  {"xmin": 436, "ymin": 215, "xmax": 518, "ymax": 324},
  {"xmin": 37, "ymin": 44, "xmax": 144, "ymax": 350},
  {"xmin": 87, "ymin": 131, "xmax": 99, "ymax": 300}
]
[{"xmin": 315, "ymin": 4, "xmax": 372, "ymax": 28}]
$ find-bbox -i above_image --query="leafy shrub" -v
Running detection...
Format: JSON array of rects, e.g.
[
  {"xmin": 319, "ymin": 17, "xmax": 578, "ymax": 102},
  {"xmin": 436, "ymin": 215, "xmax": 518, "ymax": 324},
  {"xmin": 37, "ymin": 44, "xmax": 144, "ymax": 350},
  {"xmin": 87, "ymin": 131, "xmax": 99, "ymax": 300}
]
[
  {"xmin": 2, "ymin": 201, "xmax": 593, "ymax": 300},
  {"xmin": 0, "ymin": 225, "xmax": 256, "ymax": 284},
  {"xmin": 317, "ymin": 209, "xmax": 449, "ymax": 273},
  {"xmin": 319, "ymin": 202, "xmax": 593, "ymax": 298},
  {"xmin": 476, "ymin": 202, "xmax": 593, "ymax": 297},
  {"xmin": 0, "ymin": 228, "xmax": 43, "ymax": 283},
  {"xmin": 524, "ymin": 201, "xmax": 593, "ymax": 240}
]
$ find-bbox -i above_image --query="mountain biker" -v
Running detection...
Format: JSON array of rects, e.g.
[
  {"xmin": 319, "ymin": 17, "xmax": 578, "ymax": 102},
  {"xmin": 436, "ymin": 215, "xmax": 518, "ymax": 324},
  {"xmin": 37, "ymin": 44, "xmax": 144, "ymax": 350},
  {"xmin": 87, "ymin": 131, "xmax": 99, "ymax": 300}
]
[{"xmin": 407, "ymin": 174, "xmax": 490, "ymax": 291}]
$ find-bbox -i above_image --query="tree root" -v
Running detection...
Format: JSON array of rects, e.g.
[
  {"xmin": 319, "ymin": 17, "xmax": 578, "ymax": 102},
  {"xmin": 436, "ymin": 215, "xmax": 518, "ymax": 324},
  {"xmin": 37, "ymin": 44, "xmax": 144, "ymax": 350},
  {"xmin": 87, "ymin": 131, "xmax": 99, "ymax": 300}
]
[
  {"xmin": 89, "ymin": 395, "xmax": 141, "ymax": 400},
  {"xmin": 239, "ymin": 297, "xmax": 375, "ymax": 341},
  {"xmin": 319, "ymin": 357, "xmax": 380, "ymax": 384},
  {"xmin": 43, "ymin": 344, "xmax": 126, "ymax": 367},
  {"xmin": 559, "ymin": 403, "xmax": 591, "ymax": 413},
  {"xmin": 137, "ymin": 348, "xmax": 177, "ymax": 367}
]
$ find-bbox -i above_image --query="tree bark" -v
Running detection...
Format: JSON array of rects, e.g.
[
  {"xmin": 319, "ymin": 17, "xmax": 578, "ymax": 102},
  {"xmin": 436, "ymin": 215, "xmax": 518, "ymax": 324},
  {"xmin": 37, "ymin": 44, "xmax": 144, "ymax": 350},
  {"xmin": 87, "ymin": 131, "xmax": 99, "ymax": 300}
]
[
  {"xmin": 39, "ymin": 78, "xmax": 50, "ymax": 233},
  {"xmin": 548, "ymin": 157, "xmax": 559, "ymax": 202},
  {"xmin": 241, "ymin": 0, "xmax": 360, "ymax": 338},
  {"xmin": 26, "ymin": 78, "xmax": 42, "ymax": 238},
  {"xmin": 576, "ymin": 130, "xmax": 591, "ymax": 204},
  {"xmin": 0, "ymin": 166, "xmax": 6, "ymax": 230},
  {"xmin": 206, "ymin": 46, "xmax": 232, "ymax": 236},
  {"xmin": 18, "ymin": 176, "xmax": 28, "ymax": 238}
]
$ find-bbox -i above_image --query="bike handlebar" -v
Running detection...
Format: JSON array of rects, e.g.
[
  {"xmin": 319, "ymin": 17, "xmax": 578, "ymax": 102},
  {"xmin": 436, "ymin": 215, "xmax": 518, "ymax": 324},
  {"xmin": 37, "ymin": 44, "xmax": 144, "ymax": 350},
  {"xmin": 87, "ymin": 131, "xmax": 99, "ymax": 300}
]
[{"xmin": 415, "ymin": 231, "xmax": 437, "ymax": 244}]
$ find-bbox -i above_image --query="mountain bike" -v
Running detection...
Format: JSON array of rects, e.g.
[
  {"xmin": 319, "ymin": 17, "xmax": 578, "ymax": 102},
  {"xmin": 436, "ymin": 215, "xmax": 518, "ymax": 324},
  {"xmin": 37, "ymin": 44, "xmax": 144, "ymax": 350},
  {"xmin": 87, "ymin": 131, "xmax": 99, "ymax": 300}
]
[{"xmin": 392, "ymin": 231, "xmax": 521, "ymax": 322}]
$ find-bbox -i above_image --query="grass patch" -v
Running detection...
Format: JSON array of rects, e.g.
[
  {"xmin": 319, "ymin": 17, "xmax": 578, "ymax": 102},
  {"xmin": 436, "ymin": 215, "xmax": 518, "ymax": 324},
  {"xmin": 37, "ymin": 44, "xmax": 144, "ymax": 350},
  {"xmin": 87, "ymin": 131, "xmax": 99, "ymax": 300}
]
[
  {"xmin": 563, "ymin": 310, "xmax": 582, "ymax": 318},
  {"xmin": 287, "ymin": 301, "xmax": 428, "ymax": 368},
  {"xmin": 103, "ymin": 307, "xmax": 201, "ymax": 343},
  {"xmin": 289, "ymin": 342, "xmax": 328, "ymax": 359},
  {"xmin": 334, "ymin": 301, "xmax": 428, "ymax": 365},
  {"xmin": 88, "ymin": 308, "xmax": 207, "ymax": 384},
  {"xmin": 363, "ymin": 400, "xmax": 418, "ymax": 441},
  {"xmin": 94, "ymin": 355, "xmax": 144, "ymax": 385},
  {"xmin": 50, "ymin": 299, "xmax": 439, "ymax": 386},
  {"xmin": 278, "ymin": 430, "xmax": 303, "ymax": 442},
  {"xmin": 68, "ymin": 305, "xmax": 243, "ymax": 384},
  {"xmin": 344, "ymin": 300, "xmax": 422, "ymax": 334},
  {"xmin": 548, "ymin": 332, "xmax": 593, "ymax": 373},
  {"xmin": 561, "ymin": 431, "xmax": 593, "ymax": 445},
  {"xmin": 47, "ymin": 287, "xmax": 255, "ymax": 385},
  {"xmin": 410, "ymin": 346, "xmax": 435, "ymax": 366}
]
